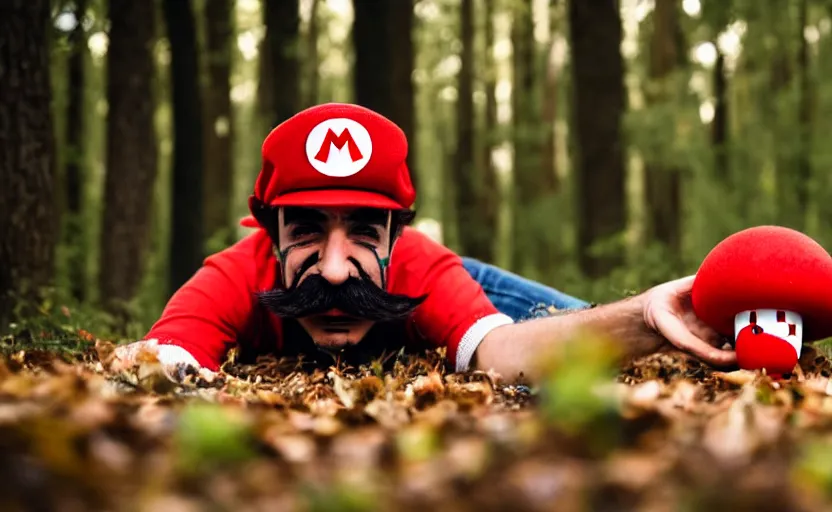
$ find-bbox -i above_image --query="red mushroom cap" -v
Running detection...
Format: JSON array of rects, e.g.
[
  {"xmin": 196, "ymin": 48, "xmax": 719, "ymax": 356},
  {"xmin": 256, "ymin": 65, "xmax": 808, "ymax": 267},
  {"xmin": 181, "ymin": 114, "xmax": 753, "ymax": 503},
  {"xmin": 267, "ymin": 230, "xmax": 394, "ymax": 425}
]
[{"xmin": 691, "ymin": 225, "xmax": 832, "ymax": 341}]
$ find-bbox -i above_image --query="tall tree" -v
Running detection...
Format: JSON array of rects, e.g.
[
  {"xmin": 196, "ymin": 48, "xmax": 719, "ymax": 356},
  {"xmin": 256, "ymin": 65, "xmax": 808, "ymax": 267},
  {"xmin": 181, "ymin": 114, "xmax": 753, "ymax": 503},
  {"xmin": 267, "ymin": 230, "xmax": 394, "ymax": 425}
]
[
  {"xmin": 568, "ymin": 0, "xmax": 627, "ymax": 279},
  {"xmin": 0, "ymin": 0, "xmax": 58, "ymax": 327},
  {"xmin": 479, "ymin": 0, "xmax": 499, "ymax": 261},
  {"xmin": 260, "ymin": 0, "xmax": 300, "ymax": 129},
  {"xmin": 99, "ymin": 0, "xmax": 159, "ymax": 317},
  {"xmin": 712, "ymin": 49, "xmax": 728, "ymax": 180},
  {"xmin": 352, "ymin": 1, "xmax": 389, "ymax": 110},
  {"xmin": 763, "ymin": 0, "xmax": 799, "ymax": 228},
  {"xmin": 643, "ymin": 0, "xmax": 685, "ymax": 264},
  {"xmin": 510, "ymin": 0, "xmax": 536, "ymax": 274},
  {"xmin": 701, "ymin": 0, "xmax": 733, "ymax": 233},
  {"xmin": 794, "ymin": 0, "xmax": 812, "ymax": 224},
  {"xmin": 388, "ymin": 0, "xmax": 416, "ymax": 192},
  {"xmin": 454, "ymin": 0, "xmax": 491, "ymax": 261},
  {"xmin": 65, "ymin": 0, "xmax": 88, "ymax": 302},
  {"xmin": 511, "ymin": 0, "xmax": 559, "ymax": 281},
  {"xmin": 202, "ymin": 0, "xmax": 234, "ymax": 246},
  {"xmin": 352, "ymin": 0, "xmax": 417, "ymax": 192},
  {"xmin": 303, "ymin": 0, "xmax": 321, "ymax": 108},
  {"xmin": 540, "ymin": 0, "xmax": 560, "ymax": 194},
  {"xmin": 164, "ymin": 0, "xmax": 205, "ymax": 296}
]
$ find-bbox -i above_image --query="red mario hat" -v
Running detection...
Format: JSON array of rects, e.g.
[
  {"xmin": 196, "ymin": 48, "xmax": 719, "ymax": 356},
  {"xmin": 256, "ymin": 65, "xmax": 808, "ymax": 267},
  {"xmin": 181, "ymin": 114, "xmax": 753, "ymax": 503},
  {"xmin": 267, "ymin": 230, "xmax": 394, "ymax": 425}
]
[{"xmin": 249, "ymin": 103, "xmax": 416, "ymax": 212}]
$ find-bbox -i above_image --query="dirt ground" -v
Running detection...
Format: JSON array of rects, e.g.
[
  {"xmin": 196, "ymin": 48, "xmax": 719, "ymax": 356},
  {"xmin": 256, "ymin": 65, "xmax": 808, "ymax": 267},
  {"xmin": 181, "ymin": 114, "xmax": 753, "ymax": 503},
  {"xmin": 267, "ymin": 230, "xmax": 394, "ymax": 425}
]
[{"xmin": 0, "ymin": 336, "xmax": 832, "ymax": 512}]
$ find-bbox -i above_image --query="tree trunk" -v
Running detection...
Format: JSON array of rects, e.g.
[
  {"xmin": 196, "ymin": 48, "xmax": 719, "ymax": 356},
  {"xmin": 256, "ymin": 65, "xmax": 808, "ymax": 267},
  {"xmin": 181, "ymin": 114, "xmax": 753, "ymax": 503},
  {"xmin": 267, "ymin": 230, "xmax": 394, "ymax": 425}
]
[
  {"xmin": 65, "ymin": 0, "xmax": 88, "ymax": 302},
  {"xmin": 303, "ymin": 0, "xmax": 320, "ymax": 108},
  {"xmin": 164, "ymin": 0, "xmax": 205, "ymax": 297},
  {"xmin": 257, "ymin": 9, "xmax": 273, "ymax": 124},
  {"xmin": 0, "ymin": 0, "xmax": 58, "ymax": 327},
  {"xmin": 479, "ymin": 0, "xmax": 499, "ymax": 261},
  {"xmin": 568, "ymin": 0, "xmax": 627, "ymax": 279},
  {"xmin": 540, "ymin": 0, "xmax": 559, "ymax": 194},
  {"xmin": 510, "ymin": 0, "xmax": 534, "ymax": 273},
  {"xmin": 202, "ymin": 0, "xmax": 234, "ymax": 246},
  {"xmin": 766, "ymin": 0, "xmax": 797, "ymax": 227},
  {"xmin": 352, "ymin": 0, "xmax": 418, "ymax": 193},
  {"xmin": 699, "ymin": 0, "xmax": 733, "ymax": 233},
  {"xmin": 454, "ymin": 0, "xmax": 491, "ymax": 261},
  {"xmin": 388, "ymin": 0, "xmax": 417, "ymax": 193},
  {"xmin": 66, "ymin": 0, "xmax": 87, "ymax": 221},
  {"xmin": 353, "ymin": 1, "xmax": 392, "ymax": 117},
  {"xmin": 796, "ymin": 0, "xmax": 811, "ymax": 217},
  {"xmin": 261, "ymin": 0, "xmax": 299, "ymax": 129},
  {"xmin": 712, "ymin": 49, "xmax": 728, "ymax": 181},
  {"xmin": 768, "ymin": 0, "xmax": 811, "ymax": 229},
  {"xmin": 99, "ymin": 0, "xmax": 158, "ymax": 317},
  {"xmin": 644, "ymin": 0, "xmax": 683, "ymax": 263},
  {"xmin": 512, "ymin": 0, "xmax": 553, "ymax": 278}
]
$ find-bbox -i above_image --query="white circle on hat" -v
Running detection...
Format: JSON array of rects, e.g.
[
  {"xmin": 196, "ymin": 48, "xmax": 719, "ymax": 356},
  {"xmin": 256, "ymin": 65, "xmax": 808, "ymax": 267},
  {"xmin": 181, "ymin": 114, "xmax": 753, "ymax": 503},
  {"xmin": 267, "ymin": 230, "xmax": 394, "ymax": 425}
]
[{"xmin": 305, "ymin": 118, "xmax": 373, "ymax": 177}]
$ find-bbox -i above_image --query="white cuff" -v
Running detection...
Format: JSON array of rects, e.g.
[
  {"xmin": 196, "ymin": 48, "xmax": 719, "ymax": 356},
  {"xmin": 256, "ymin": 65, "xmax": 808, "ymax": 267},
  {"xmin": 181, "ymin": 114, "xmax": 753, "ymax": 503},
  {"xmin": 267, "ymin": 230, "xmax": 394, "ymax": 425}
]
[
  {"xmin": 455, "ymin": 313, "xmax": 514, "ymax": 372},
  {"xmin": 156, "ymin": 344, "xmax": 201, "ymax": 368}
]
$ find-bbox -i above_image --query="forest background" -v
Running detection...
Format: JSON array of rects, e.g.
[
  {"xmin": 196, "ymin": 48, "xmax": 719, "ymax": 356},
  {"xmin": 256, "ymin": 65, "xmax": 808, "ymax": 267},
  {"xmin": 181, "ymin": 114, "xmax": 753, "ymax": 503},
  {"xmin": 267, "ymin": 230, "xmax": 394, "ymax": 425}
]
[{"xmin": 2, "ymin": 0, "xmax": 825, "ymax": 341}]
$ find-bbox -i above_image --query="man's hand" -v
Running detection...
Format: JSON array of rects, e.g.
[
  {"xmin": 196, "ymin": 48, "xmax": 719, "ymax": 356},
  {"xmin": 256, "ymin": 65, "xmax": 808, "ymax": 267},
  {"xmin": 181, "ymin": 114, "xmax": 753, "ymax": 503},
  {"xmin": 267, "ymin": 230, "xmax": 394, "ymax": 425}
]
[
  {"xmin": 111, "ymin": 339, "xmax": 215, "ymax": 382},
  {"xmin": 642, "ymin": 275, "xmax": 737, "ymax": 367}
]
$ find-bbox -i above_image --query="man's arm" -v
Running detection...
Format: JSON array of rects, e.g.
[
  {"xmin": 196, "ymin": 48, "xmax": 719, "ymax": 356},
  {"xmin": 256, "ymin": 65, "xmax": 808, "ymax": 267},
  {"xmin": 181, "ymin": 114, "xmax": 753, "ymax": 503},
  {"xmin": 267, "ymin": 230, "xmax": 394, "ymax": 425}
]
[
  {"xmin": 113, "ymin": 231, "xmax": 275, "ymax": 373},
  {"xmin": 475, "ymin": 295, "xmax": 658, "ymax": 380},
  {"xmin": 474, "ymin": 276, "xmax": 738, "ymax": 381}
]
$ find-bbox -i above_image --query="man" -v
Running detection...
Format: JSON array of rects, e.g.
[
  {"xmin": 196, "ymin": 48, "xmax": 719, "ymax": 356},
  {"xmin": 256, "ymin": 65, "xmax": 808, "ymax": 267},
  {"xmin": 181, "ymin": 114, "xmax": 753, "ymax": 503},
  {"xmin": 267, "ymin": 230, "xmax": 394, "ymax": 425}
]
[{"xmin": 114, "ymin": 103, "xmax": 736, "ymax": 381}]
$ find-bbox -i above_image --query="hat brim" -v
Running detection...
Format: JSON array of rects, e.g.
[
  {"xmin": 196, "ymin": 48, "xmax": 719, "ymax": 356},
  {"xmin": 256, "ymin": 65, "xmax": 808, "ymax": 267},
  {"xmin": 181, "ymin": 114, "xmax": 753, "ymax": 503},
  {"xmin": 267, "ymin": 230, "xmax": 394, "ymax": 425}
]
[{"xmin": 269, "ymin": 189, "xmax": 406, "ymax": 210}]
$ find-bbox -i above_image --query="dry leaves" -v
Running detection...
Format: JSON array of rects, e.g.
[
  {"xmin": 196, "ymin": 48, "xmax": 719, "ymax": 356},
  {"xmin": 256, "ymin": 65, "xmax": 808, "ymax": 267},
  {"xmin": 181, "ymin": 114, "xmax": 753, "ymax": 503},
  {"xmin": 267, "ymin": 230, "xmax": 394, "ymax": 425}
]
[{"xmin": 0, "ymin": 337, "xmax": 831, "ymax": 510}]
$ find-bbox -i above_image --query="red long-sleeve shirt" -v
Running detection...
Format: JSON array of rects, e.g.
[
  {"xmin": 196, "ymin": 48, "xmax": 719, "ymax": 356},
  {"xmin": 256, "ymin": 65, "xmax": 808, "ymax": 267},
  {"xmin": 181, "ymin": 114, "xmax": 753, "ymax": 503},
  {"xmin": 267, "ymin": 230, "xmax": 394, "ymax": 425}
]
[{"xmin": 145, "ymin": 226, "xmax": 512, "ymax": 371}]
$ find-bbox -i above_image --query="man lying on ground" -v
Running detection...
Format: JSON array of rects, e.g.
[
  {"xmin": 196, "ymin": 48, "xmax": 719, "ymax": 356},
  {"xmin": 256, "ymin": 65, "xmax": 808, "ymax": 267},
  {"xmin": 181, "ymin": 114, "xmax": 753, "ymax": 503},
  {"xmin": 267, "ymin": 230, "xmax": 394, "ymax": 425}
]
[{"xmin": 113, "ymin": 103, "xmax": 737, "ymax": 382}]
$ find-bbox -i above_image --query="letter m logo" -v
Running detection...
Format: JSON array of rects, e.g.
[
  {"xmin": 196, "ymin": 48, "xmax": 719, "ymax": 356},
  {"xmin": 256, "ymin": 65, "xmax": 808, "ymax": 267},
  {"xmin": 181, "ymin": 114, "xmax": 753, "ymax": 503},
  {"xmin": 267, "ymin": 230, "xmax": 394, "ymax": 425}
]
[
  {"xmin": 305, "ymin": 118, "xmax": 373, "ymax": 177},
  {"xmin": 315, "ymin": 128, "xmax": 363, "ymax": 163}
]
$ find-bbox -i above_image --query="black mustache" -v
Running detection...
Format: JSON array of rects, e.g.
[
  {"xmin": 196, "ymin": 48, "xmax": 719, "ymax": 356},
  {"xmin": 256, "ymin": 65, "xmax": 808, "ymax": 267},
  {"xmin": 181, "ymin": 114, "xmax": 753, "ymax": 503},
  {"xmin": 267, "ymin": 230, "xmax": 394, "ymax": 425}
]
[{"xmin": 257, "ymin": 260, "xmax": 425, "ymax": 322}]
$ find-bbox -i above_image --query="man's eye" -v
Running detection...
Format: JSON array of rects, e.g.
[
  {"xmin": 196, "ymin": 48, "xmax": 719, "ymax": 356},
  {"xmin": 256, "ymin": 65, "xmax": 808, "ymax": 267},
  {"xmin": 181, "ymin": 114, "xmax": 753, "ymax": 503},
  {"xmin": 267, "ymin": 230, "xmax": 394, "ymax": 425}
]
[
  {"xmin": 351, "ymin": 225, "xmax": 381, "ymax": 241},
  {"xmin": 290, "ymin": 224, "xmax": 322, "ymax": 238}
]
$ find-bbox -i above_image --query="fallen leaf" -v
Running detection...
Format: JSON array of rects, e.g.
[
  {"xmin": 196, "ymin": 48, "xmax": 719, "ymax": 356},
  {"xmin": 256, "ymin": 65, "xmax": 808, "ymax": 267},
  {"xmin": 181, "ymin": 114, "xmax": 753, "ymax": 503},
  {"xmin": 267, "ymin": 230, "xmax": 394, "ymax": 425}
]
[
  {"xmin": 713, "ymin": 369, "xmax": 757, "ymax": 387},
  {"xmin": 266, "ymin": 432, "xmax": 316, "ymax": 464}
]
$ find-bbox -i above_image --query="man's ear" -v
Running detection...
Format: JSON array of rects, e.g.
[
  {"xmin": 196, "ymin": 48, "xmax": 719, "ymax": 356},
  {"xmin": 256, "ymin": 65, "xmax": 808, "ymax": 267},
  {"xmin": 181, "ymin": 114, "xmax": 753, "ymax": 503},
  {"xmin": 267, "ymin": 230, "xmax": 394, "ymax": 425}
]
[
  {"xmin": 250, "ymin": 197, "xmax": 281, "ymax": 245},
  {"xmin": 390, "ymin": 209, "xmax": 416, "ymax": 241}
]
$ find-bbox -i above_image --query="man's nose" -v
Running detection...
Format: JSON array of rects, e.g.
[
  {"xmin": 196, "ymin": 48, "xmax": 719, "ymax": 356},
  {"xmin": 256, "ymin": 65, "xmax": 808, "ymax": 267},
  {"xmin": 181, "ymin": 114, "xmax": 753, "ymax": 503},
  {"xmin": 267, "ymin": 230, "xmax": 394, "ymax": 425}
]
[{"xmin": 317, "ymin": 230, "xmax": 352, "ymax": 286}]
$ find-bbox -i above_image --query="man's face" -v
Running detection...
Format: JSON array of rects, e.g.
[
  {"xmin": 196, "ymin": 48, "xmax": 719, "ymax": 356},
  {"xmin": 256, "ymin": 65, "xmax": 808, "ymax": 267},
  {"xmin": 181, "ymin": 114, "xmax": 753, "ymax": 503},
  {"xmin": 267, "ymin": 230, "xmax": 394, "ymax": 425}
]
[{"xmin": 276, "ymin": 206, "xmax": 392, "ymax": 348}]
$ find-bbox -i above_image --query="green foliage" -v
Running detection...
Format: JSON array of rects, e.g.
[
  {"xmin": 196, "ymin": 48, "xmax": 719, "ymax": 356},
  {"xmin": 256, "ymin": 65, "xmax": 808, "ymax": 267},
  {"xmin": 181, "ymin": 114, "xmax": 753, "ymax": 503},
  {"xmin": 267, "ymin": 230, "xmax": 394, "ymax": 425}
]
[
  {"xmin": 537, "ymin": 331, "xmax": 622, "ymax": 440},
  {"xmin": 793, "ymin": 438, "xmax": 832, "ymax": 496},
  {"xmin": 396, "ymin": 423, "xmax": 441, "ymax": 463},
  {"xmin": 3, "ymin": 286, "xmax": 145, "ymax": 348},
  {"xmin": 302, "ymin": 483, "xmax": 379, "ymax": 512},
  {"xmin": 174, "ymin": 401, "xmax": 257, "ymax": 475}
]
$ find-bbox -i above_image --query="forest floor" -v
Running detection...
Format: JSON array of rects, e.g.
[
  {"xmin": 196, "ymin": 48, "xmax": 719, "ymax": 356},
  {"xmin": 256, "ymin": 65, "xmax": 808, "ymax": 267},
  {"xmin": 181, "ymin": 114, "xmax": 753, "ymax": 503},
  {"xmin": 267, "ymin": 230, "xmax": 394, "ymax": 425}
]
[{"xmin": 2, "ymin": 328, "xmax": 832, "ymax": 512}]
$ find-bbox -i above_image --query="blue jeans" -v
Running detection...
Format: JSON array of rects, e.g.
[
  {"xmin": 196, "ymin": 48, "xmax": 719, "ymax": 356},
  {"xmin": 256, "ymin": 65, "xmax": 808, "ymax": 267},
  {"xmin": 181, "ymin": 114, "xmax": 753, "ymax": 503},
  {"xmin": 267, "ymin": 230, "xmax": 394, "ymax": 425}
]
[{"xmin": 463, "ymin": 257, "xmax": 589, "ymax": 321}]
